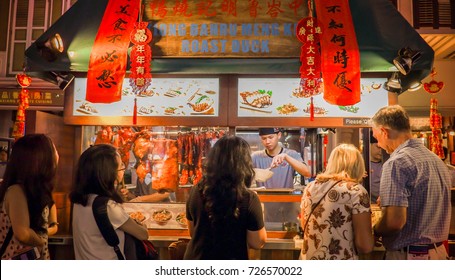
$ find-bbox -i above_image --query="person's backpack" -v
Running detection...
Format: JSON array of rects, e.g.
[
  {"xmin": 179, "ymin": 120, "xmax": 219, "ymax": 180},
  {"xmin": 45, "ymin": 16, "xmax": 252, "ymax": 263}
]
[{"xmin": 92, "ymin": 196, "xmax": 158, "ymax": 260}]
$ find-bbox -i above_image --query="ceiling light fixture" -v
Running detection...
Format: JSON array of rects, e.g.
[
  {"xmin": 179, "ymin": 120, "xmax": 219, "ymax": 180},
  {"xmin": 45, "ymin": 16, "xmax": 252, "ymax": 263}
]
[
  {"xmin": 383, "ymin": 72, "xmax": 402, "ymax": 93},
  {"xmin": 393, "ymin": 47, "xmax": 421, "ymax": 76},
  {"xmin": 36, "ymin": 33, "xmax": 64, "ymax": 62},
  {"xmin": 407, "ymin": 81, "xmax": 422, "ymax": 92},
  {"xmin": 50, "ymin": 71, "xmax": 75, "ymax": 91}
]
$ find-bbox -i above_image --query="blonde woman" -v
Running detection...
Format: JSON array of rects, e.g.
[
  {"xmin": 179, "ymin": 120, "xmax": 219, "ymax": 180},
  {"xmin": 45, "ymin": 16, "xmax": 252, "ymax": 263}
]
[{"xmin": 300, "ymin": 143, "xmax": 373, "ymax": 260}]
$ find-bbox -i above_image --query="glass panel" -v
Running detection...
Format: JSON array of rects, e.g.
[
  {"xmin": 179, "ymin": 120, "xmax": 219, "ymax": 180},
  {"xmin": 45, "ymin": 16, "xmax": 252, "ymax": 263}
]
[
  {"xmin": 15, "ymin": 29, "xmax": 26, "ymax": 40},
  {"xmin": 33, "ymin": 0, "xmax": 46, "ymax": 26},
  {"xmin": 11, "ymin": 43, "xmax": 26, "ymax": 71},
  {"xmin": 15, "ymin": 0, "xmax": 29, "ymax": 27},
  {"xmin": 82, "ymin": 126, "xmax": 229, "ymax": 204}
]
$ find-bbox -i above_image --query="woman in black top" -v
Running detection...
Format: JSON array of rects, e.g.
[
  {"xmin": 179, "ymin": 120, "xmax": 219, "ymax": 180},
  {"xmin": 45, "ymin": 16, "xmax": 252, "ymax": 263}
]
[{"xmin": 184, "ymin": 136, "xmax": 267, "ymax": 259}]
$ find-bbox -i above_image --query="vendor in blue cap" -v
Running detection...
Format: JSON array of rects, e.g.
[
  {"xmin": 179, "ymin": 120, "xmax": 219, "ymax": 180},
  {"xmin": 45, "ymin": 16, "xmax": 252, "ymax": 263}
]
[
  {"xmin": 252, "ymin": 128, "xmax": 310, "ymax": 189},
  {"xmin": 252, "ymin": 128, "xmax": 310, "ymax": 224}
]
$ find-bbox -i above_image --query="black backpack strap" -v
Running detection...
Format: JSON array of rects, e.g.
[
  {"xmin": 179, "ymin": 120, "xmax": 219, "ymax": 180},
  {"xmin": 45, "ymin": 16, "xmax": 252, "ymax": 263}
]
[
  {"xmin": 0, "ymin": 227, "xmax": 13, "ymax": 258},
  {"xmin": 92, "ymin": 196, "xmax": 125, "ymax": 260}
]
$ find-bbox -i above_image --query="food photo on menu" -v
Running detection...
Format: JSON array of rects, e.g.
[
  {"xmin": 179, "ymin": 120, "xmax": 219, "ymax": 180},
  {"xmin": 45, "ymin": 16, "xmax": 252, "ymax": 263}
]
[
  {"xmin": 72, "ymin": 78, "xmax": 220, "ymax": 117},
  {"xmin": 237, "ymin": 78, "xmax": 388, "ymax": 118}
]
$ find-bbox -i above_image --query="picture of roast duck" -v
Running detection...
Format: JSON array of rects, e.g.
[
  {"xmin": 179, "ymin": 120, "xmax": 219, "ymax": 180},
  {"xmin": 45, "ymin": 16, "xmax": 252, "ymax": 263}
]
[{"xmin": 239, "ymin": 91, "xmax": 272, "ymax": 108}]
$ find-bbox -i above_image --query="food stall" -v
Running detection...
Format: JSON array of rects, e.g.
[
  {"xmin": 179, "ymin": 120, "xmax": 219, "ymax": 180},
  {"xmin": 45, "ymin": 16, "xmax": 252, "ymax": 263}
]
[
  {"xmin": 65, "ymin": 72, "xmax": 389, "ymax": 259},
  {"xmin": 20, "ymin": 0, "xmax": 438, "ymax": 259}
]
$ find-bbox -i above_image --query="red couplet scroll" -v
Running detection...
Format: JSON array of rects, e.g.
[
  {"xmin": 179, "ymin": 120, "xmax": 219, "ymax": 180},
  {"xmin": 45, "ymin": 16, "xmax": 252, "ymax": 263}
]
[
  {"xmin": 86, "ymin": 0, "xmax": 140, "ymax": 103},
  {"xmin": 315, "ymin": 0, "xmax": 361, "ymax": 106}
]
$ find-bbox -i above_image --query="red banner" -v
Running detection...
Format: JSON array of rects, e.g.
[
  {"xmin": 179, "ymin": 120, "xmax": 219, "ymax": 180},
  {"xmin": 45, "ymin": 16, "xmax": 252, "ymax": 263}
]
[
  {"xmin": 86, "ymin": 0, "xmax": 139, "ymax": 103},
  {"xmin": 315, "ymin": 0, "xmax": 360, "ymax": 106}
]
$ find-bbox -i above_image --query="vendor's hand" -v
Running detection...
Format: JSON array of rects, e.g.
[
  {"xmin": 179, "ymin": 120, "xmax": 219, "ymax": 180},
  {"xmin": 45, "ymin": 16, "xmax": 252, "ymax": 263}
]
[
  {"xmin": 270, "ymin": 153, "xmax": 288, "ymax": 169},
  {"xmin": 129, "ymin": 196, "xmax": 142, "ymax": 202}
]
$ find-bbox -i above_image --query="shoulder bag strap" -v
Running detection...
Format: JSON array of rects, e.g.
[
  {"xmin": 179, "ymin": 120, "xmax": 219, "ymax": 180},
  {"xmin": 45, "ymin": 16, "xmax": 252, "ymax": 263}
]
[
  {"xmin": 302, "ymin": 180, "xmax": 342, "ymax": 232},
  {"xmin": 92, "ymin": 196, "xmax": 125, "ymax": 260},
  {"xmin": 0, "ymin": 227, "xmax": 13, "ymax": 258}
]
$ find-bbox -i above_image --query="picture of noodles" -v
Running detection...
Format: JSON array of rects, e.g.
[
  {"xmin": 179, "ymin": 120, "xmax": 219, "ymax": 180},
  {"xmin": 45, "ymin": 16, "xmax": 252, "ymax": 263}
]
[{"xmin": 276, "ymin": 103, "xmax": 298, "ymax": 115}]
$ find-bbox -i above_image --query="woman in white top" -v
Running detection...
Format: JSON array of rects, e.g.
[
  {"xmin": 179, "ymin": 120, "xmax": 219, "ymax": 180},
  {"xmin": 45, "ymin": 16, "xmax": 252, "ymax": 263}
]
[{"xmin": 70, "ymin": 144, "xmax": 148, "ymax": 260}]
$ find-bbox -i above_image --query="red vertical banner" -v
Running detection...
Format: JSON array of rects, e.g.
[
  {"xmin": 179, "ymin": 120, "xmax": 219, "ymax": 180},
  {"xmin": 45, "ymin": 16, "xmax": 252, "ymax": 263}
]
[
  {"xmin": 86, "ymin": 0, "xmax": 140, "ymax": 103},
  {"xmin": 315, "ymin": 0, "xmax": 361, "ymax": 106}
]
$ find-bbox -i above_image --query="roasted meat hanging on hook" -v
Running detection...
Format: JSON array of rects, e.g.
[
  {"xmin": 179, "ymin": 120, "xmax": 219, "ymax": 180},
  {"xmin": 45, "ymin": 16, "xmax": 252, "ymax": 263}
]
[{"xmin": 150, "ymin": 138, "xmax": 179, "ymax": 192}]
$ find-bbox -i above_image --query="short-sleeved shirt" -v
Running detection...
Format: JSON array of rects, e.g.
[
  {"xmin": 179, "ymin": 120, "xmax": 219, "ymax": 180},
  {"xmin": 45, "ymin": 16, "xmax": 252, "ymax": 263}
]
[
  {"xmin": 300, "ymin": 180, "xmax": 371, "ymax": 260},
  {"xmin": 380, "ymin": 138, "xmax": 451, "ymax": 250},
  {"xmin": 252, "ymin": 148, "xmax": 304, "ymax": 188},
  {"xmin": 184, "ymin": 186, "xmax": 264, "ymax": 260},
  {"xmin": 72, "ymin": 194, "xmax": 130, "ymax": 260}
]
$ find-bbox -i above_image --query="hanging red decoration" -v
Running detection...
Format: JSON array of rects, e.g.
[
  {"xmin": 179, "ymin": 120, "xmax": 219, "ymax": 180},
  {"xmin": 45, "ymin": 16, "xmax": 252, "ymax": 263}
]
[
  {"xmin": 315, "ymin": 0, "xmax": 361, "ymax": 106},
  {"xmin": 129, "ymin": 21, "xmax": 152, "ymax": 93},
  {"xmin": 133, "ymin": 98, "xmax": 138, "ymax": 125},
  {"xmin": 424, "ymin": 68, "xmax": 444, "ymax": 95},
  {"xmin": 129, "ymin": 4, "xmax": 152, "ymax": 125},
  {"xmin": 296, "ymin": 1, "xmax": 322, "ymax": 121},
  {"xmin": 12, "ymin": 73, "xmax": 31, "ymax": 139},
  {"xmin": 429, "ymin": 98, "xmax": 444, "ymax": 158},
  {"xmin": 86, "ymin": 0, "xmax": 140, "ymax": 103}
]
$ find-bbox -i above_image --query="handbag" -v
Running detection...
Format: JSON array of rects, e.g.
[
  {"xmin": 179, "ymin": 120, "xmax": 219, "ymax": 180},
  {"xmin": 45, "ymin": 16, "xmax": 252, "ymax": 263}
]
[
  {"xmin": 1, "ymin": 227, "xmax": 41, "ymax": 260},
  {"xmin": 124, "ymin": 233, "xmax": 159, "ymax": 260},
  {"xmin": 92, "ymin": 196, "xmax": 159, "ymax": 260}
]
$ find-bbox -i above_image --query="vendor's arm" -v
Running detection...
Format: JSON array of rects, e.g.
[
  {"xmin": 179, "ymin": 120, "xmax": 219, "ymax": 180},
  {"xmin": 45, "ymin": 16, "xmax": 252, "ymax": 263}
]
[
  {"xmin": 130, "ymin": 192, "xmax": 170, "ymax": 202},
  {"xmin": 373, "ymin": 206, "xmax": 406, "ymax": 237},
  {"xmin": 271, "ymin": 153, "xmax": 310, "ymax": 177},
  {"xmin": 5, "ymin": 184, "xmax": 45, "ymax": 247}
]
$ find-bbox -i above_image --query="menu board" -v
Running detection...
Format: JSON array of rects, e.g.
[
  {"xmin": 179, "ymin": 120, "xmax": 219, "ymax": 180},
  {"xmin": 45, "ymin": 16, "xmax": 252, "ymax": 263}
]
[
  {"xmin": 72, "ymin": 78, "xmax": 220, "ymax": 117},
  {"xmin": 237, "ymin": 78, "xmax": 388, "ymax": 118}
]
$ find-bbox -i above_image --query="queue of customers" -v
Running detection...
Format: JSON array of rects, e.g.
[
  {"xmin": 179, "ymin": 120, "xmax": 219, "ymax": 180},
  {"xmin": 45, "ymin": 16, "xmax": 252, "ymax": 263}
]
[{"xmin": 0, "ymin": 105, "xmax": 452, "ymax": 260}]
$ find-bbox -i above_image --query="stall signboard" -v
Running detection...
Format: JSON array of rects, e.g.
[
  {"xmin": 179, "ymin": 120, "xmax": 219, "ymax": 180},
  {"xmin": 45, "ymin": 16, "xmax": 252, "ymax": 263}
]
[
  {"xmin": 72, "ymin": 77, "xmax": 220, "ymax": 117},
  {"xmin": 237, "ymin": 78, "xmax": 388, "ymax": 118},
  {"xmin": 0, "ymin": 89, "xmax": 64, "ymax": 108},
  {"xmin": 143, "ymin": 0, "xmax": 307, "ymax": 58}
]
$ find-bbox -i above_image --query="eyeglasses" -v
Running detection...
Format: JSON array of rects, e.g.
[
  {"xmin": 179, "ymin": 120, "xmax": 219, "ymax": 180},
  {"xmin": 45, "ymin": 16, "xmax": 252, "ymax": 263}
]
[{"xmin": 118, "ymin": 164, "xmax": 126, "ymax": 172}]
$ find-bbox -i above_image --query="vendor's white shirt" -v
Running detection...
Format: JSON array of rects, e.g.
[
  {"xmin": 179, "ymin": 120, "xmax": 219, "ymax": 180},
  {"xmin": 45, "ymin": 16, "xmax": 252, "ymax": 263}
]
[{"xmin": 72, "ymin": 194, "xmax": 129, "ymax": 260}]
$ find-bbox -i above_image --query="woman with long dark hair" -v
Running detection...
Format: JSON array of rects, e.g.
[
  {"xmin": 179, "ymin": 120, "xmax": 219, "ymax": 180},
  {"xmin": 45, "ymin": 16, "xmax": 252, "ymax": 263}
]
[
  {"xmin": 184, "ymin": 135, "xmax": 267, "ymax": 259},
  {"xmin": 0, "ymin": 134, "xmax": 59, "ymax": 260},
  {"xmin": 70, "ymin": 144, "xmax": 148, "ymax": 259}
]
